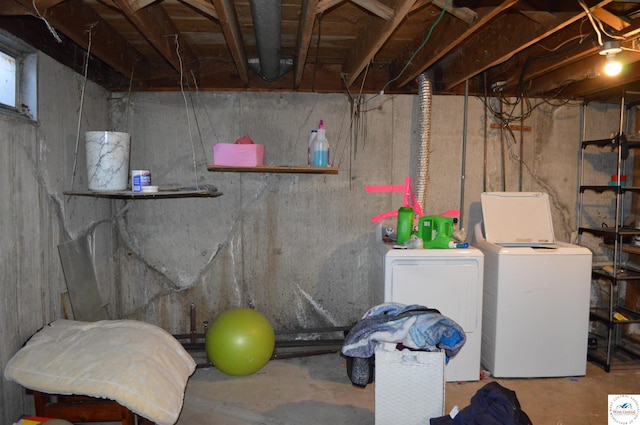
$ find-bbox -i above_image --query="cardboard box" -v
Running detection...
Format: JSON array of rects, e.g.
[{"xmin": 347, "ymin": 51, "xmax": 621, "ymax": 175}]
[
  {"xmin": 213, "ymin": 143, "xmax": 265, "ymax": 167},
  {"xmin": 374, "ymin": 346, "xmax": 445, "ymax": 425}
]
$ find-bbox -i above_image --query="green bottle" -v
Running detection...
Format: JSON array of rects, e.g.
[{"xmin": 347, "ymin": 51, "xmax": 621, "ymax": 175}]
[{"xmin": 396, "ymin": 206, "xmax": 414, "ymax": 244}]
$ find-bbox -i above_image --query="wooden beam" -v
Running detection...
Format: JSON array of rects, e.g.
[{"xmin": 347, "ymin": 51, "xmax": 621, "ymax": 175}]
[
  {"xmin": 344, "ymin": 0, "xmax": 417, "ymax": 88},
  {"xmin": 427, "ymin": 0, "xmax": 615, "ymax": 93},
  {"xmin": 127, "ymin": 0, "xmax": 159, "ymax": 12},
  {"xmin": 179, "ymin": 0, "xmax": 218, "ymax": 20},
  {"xmin": 294, "ymin": 0, "xmax": 320, "ymax": 89},
  {"xmin": 209, "ymin": 0, "xmax": 249, "ymax": 86},
  {"xmin": 112, "ymin": 0, "xmax": 198, "ymax": 77},
  {"xmin": 392, "ymin": 0, "xmax": 518, "ymax": 90},
  {"xmin": 0, "ymin": 0, "xmax": 31, "ymax": 15},
  {"xmin": 350, "ymin": 0, "xmax": 393, "ymax": 21},
  {"xmin": 430, "ymin": 0, "xmax": 476, "ymax": 25},
  {"xmin": 531, "ymin": 50, "xmax": 640, "ymax": 99},
  {"xmin": 485, "ymin": 20, "xmax": 599, "ymax": 96},
  {"xmin": 591, "ymin": 7, "xmax": 629, "ymax": 32},
  {"xmin": 33, "ymin": 0, "xmax": 65, "ymax": 10},
  {"xmin": 317, "ymin": 0, "xmax": 345, "ymax": 14},
  {"xmin": 11, "ymin": 0, "xmax": 154, "ymax": 81}
]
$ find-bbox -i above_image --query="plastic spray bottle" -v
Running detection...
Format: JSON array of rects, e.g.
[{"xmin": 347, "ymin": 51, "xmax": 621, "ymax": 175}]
[
  {"xmin": 307, "ymin": 129, "xmax": 317, "ymax": 166},
  {"xmin": 312, "ymin": 120, "xmax": 330, "ymax": 167}
]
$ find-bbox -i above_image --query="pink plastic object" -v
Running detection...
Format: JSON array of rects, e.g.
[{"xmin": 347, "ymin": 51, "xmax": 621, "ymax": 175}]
[
  {"xmin": 366, "ymin": 176, "xmax": 423, "ymax": 222},
  {"xmin": 213, "ymin": 143, "xmax": 265, "ymax": 166},
  {"xmin": 235, "ymin": 134, "xmax": 254, "ymax": 144}
]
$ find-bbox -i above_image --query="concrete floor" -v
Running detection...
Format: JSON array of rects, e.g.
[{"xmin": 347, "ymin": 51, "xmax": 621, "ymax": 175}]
[{"xmin": 175, "ymin": 352, "xmax": 640, "ymax": 425}]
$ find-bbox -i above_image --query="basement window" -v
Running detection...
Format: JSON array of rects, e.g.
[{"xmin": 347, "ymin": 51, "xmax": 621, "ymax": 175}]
[{"xmin": 0, "ymin": 32, "xmax": 37, "ymax": 121}]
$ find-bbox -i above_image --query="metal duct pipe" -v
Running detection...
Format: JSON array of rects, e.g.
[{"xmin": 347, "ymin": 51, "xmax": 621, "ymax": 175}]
[
  {"xmin": 415, "ymin": 74, "xmax": 432, "ymax": 214},
  {"xmin": 249, "ymin": 0, "xmax": 292, "ymax": 81}
]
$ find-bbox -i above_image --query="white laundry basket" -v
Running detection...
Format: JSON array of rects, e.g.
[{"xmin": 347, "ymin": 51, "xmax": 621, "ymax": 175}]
[{"xmin": 374, "ymin": 345, "xmax": 445, "ymax": 425}]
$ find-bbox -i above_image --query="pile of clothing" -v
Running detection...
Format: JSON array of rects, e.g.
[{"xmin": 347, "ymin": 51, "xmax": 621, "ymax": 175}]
[{"xmin": 341, "ymin": 303, "xmax": 466, "ymax": 386}]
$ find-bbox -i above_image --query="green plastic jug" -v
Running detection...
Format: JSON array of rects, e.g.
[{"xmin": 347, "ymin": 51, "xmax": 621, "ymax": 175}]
[{"xmin": 417, "ymin": 215, "xmax": 454, "ymax": 249}]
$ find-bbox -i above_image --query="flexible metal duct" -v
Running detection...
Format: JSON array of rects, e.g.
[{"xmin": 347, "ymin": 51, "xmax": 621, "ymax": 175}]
[
  {"xmin": 415, "ymin": 74, "xmax": 432, "ymax": 214},
  {"xmin": 249, "ymin": 0, "xmax": 292, "ymax": 81}
]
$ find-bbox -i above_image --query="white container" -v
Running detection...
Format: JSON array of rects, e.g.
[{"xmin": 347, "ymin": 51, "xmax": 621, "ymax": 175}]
[
  {"xmin": 375, "ymin": 346, "xmax": 445, "ymax": 425},
  {"xmin": 307, "ymin": 129, "xmax": 317, "ymax": 166},
  {"xmin": 131, "ymin": 169, "xmax": 151, "ymax": 192},
  {"xmin": 86, "ymin": 131, "xmax": 130, "ymax": 192}
]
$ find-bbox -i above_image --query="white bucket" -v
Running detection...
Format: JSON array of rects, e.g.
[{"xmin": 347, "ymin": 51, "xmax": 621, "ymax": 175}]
[{"xmin": 86, "ymin": 131, "xmax": 131, "ymax": 192}]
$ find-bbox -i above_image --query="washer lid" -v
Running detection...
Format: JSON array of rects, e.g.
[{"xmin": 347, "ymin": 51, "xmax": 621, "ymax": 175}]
[{"xmin": 480, "ymin": 192, "xmax": 555, "ymax": 245}]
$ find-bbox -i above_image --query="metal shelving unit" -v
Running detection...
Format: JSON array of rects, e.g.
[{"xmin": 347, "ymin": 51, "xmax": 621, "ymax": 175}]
[{"xmin": 578, "ymin": 94, "xmax": 640, "ymax": 371}]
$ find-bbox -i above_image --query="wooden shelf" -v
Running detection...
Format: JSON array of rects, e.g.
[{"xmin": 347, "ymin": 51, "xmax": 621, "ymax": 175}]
[
  {"xmin": 64, "ymin": 188, "xmax": 223, "ymax": 199},
  {"xmin": 600, "ymin": 243, "xmax": 640, "ymax": 255},
  {"xmin": 207, "ymin": 164, "xmax": 338, "ymax": 174}
]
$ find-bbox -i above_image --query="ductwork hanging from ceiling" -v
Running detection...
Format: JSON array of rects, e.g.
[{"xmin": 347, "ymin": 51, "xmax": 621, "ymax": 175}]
[{"xmin": 248, "ymin": 0, "xmax": 293, "ymax": 82}]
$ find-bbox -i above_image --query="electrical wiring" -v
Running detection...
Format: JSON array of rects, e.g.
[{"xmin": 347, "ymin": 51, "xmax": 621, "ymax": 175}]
[{"xmin": 377, "ymin": 0, "xmax": 451, "ymax": 95}]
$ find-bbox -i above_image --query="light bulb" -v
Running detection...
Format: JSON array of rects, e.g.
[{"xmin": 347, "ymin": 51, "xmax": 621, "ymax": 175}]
[{"xmin": 604, "ymin": 53, "xmax": 622, "ymax": 76}]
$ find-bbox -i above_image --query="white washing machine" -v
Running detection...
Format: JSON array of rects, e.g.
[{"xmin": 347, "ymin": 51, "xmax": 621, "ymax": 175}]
[
  {"xmin": 472, "ymin": 192, "xmax": 592, "ymax": 378},
  {"xmin": 374, "ymin": 228, "xmax": 484, "ymax": 382}
]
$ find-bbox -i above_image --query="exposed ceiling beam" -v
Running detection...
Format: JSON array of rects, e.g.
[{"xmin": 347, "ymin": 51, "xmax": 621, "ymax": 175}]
[
  {"xmin": 0, "ymin": 0, "xmax": 31, "ymax": 15},
  {"xmin": 127, "ymin": 0, "xmax": 158, "ymax": 12},
  {"xmin": 294, "ymin": 0, "xmax": 320, "ymax": 89},
  {"xmin": 209, "ymin": 0, "xmax": 249, "ymax": 86},
  {"xmin": 317, "ymin": 0, "xmax": 345, "ymax": 14},
  {"xmin": 430, "ymin": 0, "xmax": 477, "ymax": 25},
  {"xmin": 343, "ymin": 0, "xmax": 417, "ymax": 87},
  {"xmin": 112, "ymin": 0, "xmax": 198, "ymax": 79},
  {"xmin": 350, "ymin": 0, "xmax": 394, "ymax": 20},
  {"xmin": 33, "ymin": 0, "xmax": 65, "ymax": 9},
  {"xmin": 591, "ymin": 6, "xmax": 629, "ymax": 31},
  {"xmin": 542, "ymin": 51, "xmax": 640, "ymax": 99},
  {"xmin": 10, "ymin": 0, "xmax": 154, "ymax": 81},
  {"xmin": 482, "ymin": 20, "xmax": 599, "ymax": 96},
  {"xmin": 392, "ymin": 0, "xmax": 518, "ymax": 90},
  {"xmin": 179, "ymin": 0, "xmax": 218, "ymax": 20},
  {"xmin": 431, "ymin": 1, "xmax": 616, "ymax": 93}
]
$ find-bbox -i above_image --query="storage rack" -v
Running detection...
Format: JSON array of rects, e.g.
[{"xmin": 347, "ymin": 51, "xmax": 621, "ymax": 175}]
[{"xmin": 578, "ymin": 93, "xmax": 640, "ymax": 371}]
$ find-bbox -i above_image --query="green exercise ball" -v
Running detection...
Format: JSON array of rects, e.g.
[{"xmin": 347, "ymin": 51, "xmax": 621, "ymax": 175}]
[{"xmin": 205, "ymin": 307, "xmax": 275, "ymax": 376}]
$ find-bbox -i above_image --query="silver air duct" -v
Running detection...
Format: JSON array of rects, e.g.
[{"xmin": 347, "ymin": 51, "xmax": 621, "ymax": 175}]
[
  {"xmin": 415, "ymin": 74, "xmax": 432, "ymax": 214},
  {"xmin": 248, "ymin": 0, "xmax": 293, "ymax": 82}
]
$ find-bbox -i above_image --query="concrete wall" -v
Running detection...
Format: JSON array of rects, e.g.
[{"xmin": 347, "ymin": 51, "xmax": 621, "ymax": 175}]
[
  {"xmin": 0, "ymin": 41, "xmax": 625, "ymax": 422},
  {"xmin": 106, "ymin": 91, "xmax": 593, "ymax": 334},
  {"xmin": 0, "ymin": 49, "xmax": 112, "ymax": 422}
]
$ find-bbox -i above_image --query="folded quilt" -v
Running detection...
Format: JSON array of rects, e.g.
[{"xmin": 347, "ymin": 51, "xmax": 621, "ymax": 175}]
[{"xmin": 4, "ymin": 319, "xmax": 196, "ymax": 425}]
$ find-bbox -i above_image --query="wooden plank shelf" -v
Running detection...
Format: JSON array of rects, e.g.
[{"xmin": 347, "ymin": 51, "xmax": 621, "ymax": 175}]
[
  {"xmin": 64, "ymin": 188, "xmax": 223, "ymax": 199},
  {"xmin": 207, "ymin": 164, "xmax": 339, "ymax": 174}
]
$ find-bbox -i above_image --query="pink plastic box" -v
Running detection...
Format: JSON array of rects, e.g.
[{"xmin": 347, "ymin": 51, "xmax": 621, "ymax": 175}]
[{"xmin": 213, "ymin": 143, "xmax": 265, "ymax": 166}]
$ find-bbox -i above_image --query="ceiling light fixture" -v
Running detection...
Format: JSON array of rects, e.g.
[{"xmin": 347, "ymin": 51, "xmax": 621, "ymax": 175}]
[{"xmin": 599, "ymin": 40, "xmax": 623, "ymax": 76}]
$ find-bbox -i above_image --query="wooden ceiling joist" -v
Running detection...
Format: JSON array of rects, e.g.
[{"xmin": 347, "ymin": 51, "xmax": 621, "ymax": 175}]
[
  {"xmin": 343, "ymin": 0, "xmax": 417, "ymax": 87},
  {"xmin": 12, "ymin": 0, "xmax": 154, "ymax": 81},
  {"xmin": 210, "ymin": 0, "xmax": 249, "ymax": 86},
  {"xmin": 112, "ymin": 0, "xmax": 198, "ymax": 78}
]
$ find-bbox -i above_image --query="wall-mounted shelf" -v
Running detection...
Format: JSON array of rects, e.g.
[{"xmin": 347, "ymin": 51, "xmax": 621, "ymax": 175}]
[
  {"xmin": 207, "ymin": 164, "xmax": 339, "ymax": 174},
  {"xmin": 64, "ymin": 188, "xmax": 223, "ymax": 199}
]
